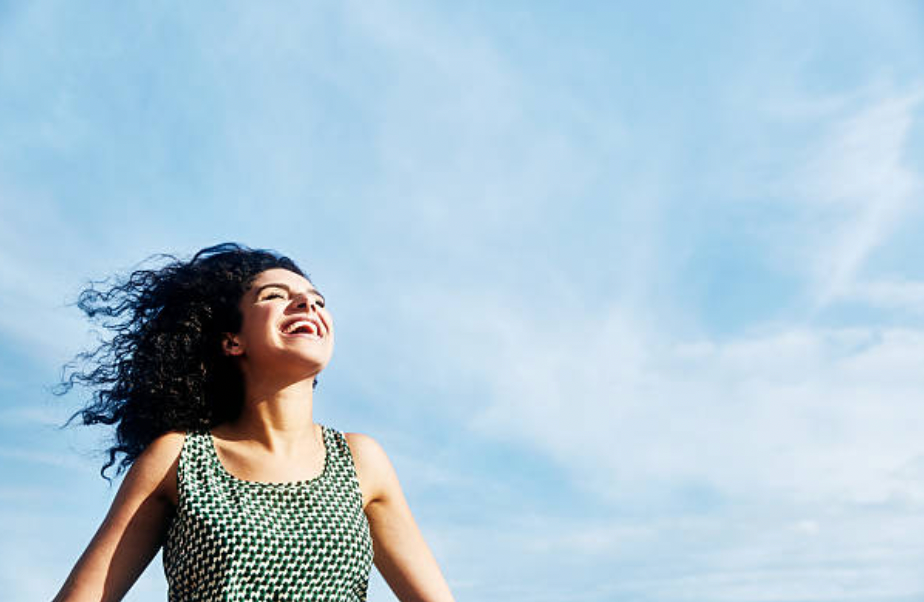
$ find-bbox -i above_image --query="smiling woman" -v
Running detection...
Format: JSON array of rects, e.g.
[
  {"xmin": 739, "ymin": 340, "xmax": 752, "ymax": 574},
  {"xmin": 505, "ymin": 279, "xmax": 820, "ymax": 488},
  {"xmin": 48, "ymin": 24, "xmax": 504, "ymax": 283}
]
[{"xmin": 52, "ymin": 243, "xmax": 455, "ymax": 602}]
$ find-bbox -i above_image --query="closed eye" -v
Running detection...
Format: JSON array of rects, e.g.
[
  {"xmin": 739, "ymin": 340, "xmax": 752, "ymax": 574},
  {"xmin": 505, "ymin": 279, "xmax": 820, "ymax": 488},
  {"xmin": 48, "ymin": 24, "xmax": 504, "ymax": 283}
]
[{"xmin": 254, "ymin": 283, "xmax": 326, "ymax": 306}]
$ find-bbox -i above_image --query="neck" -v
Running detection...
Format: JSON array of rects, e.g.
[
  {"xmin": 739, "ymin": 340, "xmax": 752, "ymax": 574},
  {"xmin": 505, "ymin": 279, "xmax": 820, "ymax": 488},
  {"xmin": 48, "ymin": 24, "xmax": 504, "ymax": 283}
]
[{"xmin": 227, "ymin": 375, "xmax": 320, "ymax": 453}]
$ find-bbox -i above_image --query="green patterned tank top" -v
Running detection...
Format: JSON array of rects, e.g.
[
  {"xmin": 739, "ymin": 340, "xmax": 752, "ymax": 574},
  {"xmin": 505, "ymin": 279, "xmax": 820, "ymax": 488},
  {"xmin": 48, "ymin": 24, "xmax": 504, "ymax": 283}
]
[{"xmin": 163, "ymin": 424, "xmax": 374, "ymax": 601}]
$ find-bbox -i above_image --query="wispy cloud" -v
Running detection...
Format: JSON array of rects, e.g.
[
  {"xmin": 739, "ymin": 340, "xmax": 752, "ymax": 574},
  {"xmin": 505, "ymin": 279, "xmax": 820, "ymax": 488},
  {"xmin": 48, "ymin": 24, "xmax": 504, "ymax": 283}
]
[
  {"xmin": 799, "ymin": 90, "xmax": 923, "ymax": 309},
  {"xmin": 843, "ymin": 278, "xmax": 924, "ymax": 314},
  {"xmin": 457, "ymin": 299, "xmax": 924, "ymax": 504},
  {"xmin": 382, "ymin": 280, "xmax": 924, "ymax": 598}
]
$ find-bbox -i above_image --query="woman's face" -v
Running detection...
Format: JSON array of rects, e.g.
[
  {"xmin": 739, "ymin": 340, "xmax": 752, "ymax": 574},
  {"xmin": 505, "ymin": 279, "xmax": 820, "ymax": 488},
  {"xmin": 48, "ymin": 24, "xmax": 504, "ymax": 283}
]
[{"xmin": 224, "ymin": 268, "xmax": 334, "ymax": 380}]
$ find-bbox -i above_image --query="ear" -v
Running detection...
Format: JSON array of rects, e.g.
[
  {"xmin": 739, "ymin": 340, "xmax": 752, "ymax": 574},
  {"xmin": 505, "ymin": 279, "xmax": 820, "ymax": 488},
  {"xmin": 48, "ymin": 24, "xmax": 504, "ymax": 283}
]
[{"xmin": 222, "ymin": 334, "xmax": 244, "ymax": 356}]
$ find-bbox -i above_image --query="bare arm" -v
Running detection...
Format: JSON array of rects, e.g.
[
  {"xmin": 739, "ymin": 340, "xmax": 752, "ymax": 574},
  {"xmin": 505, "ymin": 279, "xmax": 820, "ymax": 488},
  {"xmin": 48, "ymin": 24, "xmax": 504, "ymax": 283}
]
[
  {"xmin": 51, "ymin": 432, "xmax": 184, "ymax": 602},
  {"xmin": 346, "ymin": 433, "xmax": 455, "ymax": 602}
]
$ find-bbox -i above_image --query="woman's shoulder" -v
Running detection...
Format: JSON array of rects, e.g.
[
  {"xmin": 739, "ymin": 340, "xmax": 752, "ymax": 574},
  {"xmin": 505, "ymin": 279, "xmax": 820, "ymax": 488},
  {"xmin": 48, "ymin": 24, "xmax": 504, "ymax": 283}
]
[
  {"xmin": 131, "ymin": 430, "xmax": 187, "ymax": 507},
  {"xmin": 342, "ymin": 431, "xmax": 398, "ymax": 508},
  {"xmin": 142, "ymin": 430, "xmax": 187, "ymax": 464},
  {"xmin": 342, "ymin": 431, "xmax": 388, "ymax": 466}
]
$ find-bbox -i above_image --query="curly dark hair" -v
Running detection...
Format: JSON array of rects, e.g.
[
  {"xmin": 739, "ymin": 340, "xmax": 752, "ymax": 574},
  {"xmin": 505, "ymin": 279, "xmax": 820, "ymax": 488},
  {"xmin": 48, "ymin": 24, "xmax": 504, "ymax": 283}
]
[{"xmin": 57, "ymin": 242, "xmax": 315, "ymax": 482}]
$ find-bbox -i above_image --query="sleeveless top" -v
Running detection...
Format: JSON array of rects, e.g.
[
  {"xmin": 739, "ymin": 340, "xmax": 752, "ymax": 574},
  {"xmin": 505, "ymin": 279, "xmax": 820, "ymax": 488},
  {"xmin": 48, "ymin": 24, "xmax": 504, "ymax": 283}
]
[{"xmin": 163, "ymin": 424, "xmax": 374, "ymax": 602}]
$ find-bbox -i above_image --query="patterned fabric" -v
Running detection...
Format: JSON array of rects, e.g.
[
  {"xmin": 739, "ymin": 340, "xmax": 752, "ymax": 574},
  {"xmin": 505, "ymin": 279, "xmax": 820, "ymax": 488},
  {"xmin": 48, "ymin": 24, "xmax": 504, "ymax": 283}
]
[{"xmin": 163, "ymin": 424, "xmax": 374, "ymax": 601}]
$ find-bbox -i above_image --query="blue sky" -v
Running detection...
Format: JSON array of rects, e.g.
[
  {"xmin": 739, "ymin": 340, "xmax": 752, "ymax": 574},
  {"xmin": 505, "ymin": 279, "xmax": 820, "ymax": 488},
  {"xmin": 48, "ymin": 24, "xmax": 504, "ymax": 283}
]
[{"xmin": 2, "ymin": 2, "xmax": 924, "ymax": 601}]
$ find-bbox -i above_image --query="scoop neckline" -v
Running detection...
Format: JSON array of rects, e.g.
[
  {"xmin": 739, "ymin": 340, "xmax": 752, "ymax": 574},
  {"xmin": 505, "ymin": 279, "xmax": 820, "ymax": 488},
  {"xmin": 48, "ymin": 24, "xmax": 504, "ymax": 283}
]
[{"xmin": 205, "ymin": 423, "xmax": 331, "ymax": 488}]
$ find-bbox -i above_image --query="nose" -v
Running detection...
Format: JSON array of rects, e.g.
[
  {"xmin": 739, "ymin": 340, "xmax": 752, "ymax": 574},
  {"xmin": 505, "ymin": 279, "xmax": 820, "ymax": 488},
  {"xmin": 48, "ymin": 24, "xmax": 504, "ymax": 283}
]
[{"xmin": 293, "ymin": 293, "xmax": 318, "ymax": 311}]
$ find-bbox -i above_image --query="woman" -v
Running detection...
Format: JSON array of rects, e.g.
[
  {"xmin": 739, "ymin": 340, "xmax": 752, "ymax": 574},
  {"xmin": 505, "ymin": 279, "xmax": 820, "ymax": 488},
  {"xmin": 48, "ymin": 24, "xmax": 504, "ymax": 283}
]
[{"xmin": 52, "ymin": 243, "xmax": 455, "ymax": 602}]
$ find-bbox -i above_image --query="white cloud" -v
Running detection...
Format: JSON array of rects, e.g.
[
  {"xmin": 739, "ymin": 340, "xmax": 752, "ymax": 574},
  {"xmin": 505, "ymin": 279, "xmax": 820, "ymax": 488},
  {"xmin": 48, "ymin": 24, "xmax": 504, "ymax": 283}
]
[
  {"xmin": 468, "ymin": 299, "xmax": 924, "ymax": 504},
  {"xmin": 378, "ymin": 272, "xmax": 924, "ymax": 508},
  {"xmin": 843, "ymin": 278, "xmax": 924, "ymax": 314},
  {"xmin": 379, "ymin": 282, "xmax": 924, "ymax": 598},
  {"xmin": 798, "ymin": 90, "xmax": 923, "ymax": 308}
]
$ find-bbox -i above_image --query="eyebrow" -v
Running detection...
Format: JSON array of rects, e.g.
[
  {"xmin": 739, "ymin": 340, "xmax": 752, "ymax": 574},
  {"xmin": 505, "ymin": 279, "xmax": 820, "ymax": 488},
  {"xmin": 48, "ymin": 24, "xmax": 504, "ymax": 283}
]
[{"xmin": 253, "ymin": 282, "xmax": 326, "ymax": 304}]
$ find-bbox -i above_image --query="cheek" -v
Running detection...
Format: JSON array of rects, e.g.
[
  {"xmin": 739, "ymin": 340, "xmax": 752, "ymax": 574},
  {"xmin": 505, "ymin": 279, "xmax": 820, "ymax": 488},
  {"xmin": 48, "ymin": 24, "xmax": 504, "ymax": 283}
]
[
  {"xmin": 326, "ymin": 315, "xmax": 336, "ymax": 336},
  {"xmin": 241, "ymin": 309, "xmax": 278, "ymax": 339},
  {"xmin": 318, "ymin": 310, "xmax": 333, "ymax": 332}
]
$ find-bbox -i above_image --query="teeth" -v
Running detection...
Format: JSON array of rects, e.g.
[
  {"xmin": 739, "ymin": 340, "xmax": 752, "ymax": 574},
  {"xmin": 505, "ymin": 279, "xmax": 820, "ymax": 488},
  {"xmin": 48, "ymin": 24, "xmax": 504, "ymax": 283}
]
[{"xmin": 283, "ymin": 320, "xmax": 319, "ymax": 335}]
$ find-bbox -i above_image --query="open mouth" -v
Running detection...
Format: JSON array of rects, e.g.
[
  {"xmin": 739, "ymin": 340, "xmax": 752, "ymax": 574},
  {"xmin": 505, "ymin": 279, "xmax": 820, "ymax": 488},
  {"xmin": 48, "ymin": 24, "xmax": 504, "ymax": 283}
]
[{"xmin": 280, "ymin": 319, "xmax": 322, "ymax": 338}]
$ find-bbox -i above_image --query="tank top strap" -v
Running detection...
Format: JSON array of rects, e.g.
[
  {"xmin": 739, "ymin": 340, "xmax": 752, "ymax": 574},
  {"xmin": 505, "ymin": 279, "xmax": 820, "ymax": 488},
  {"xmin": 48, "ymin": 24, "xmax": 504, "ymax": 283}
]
[
  {"xmin": 321, "ymin": 425, "xmax": 365, "ymax": 506},
  {"xmin": 173, "ymin": 428, "xmax": 213, "ymax": 506}
]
